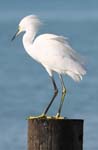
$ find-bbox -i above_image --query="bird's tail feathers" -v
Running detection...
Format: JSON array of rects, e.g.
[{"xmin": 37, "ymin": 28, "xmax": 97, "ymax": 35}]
[{"xmin": 66, "ymin": 70, "xmax": 86, "ymax": 82}]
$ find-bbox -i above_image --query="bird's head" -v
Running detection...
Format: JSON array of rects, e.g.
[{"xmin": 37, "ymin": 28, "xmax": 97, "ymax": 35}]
[{"xmin": 12, "ymin": 15, "xmax": 42, "ymax": 41}]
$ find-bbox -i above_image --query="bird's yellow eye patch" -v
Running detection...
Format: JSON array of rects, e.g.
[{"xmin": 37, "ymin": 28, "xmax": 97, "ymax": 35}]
[{"xmin": 18, "ymin": 26, "xmax": 21, "ymax": 31}]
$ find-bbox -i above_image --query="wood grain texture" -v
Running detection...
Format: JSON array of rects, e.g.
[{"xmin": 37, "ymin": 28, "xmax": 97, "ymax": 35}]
[{"xmin": 28, "ymin": 118, "xmax": 83, "ymax": 150}]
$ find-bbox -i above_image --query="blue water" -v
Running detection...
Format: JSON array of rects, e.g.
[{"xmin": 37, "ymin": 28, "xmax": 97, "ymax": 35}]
[{"xmin": 0, "ymin": 0, "xmax": 98, "ymax": 150}]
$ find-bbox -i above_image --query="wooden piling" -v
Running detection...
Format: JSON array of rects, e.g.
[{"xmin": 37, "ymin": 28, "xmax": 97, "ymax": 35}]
[{"xmin": 28, "ymin": 118, "xmax": 83, "ymax": 150}]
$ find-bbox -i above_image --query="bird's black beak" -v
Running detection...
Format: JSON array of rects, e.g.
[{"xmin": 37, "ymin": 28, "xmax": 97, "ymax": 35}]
[{"xmin": 11, "ymin": 28, "xmax": 20, "ymax": 41}]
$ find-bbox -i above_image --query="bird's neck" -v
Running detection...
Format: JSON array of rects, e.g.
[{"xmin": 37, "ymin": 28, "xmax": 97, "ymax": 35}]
[
  {"xmin": 22, "ymin": 28, "xmax": 38, "ymax": 59},
  {"xmin": 23, "ymin": 29, "xmax": 36, "ymax": 48}
]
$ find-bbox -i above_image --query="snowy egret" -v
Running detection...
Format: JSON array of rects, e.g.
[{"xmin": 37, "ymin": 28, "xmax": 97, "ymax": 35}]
[{"xmin": 12, "ymin": 15, "xmax": 86, "ymax": 118}]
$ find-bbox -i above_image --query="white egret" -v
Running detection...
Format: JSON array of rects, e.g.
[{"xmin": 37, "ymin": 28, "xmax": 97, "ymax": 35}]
[{"xmin": 12, "ymin": 15, "xmax": 86, "ymax": 118}]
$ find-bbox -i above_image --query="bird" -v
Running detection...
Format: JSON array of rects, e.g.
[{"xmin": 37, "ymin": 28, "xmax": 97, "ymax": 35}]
[{"xmin": 12, "ymin": 15, "xmax": 86, "ymax": 119}]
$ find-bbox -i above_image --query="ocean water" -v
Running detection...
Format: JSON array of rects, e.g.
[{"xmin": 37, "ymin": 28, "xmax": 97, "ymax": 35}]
[{"xmin": 0, "ymin": 0, "xmax": 98, "ymax": 150}]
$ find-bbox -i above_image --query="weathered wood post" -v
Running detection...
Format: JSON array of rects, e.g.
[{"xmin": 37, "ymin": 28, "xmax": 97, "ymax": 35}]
[{"xmin": 28, "ymin": 118, "xmax": 83, "ymax": 150}]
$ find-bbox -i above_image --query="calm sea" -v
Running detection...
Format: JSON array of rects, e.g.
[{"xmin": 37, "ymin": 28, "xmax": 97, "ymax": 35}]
[{"xmin": 0, "ymin": 0, "xmax": 98, "ymax": 150}]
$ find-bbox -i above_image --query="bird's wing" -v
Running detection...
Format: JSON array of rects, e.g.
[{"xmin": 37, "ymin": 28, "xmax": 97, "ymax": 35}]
[
  {"xmin": 32, "ymin": 34, "xmax": 86, "ymax": 80},
  {"xmin": 51, "ymin": 35, "xmax": 85, "ymax": 64},
  {"xmin": 33, "ymin": 34, "xmax": 85, "ymax": 69},
  {"xmin": 49, "ymin": 34, "xmax": 69, "ymax": 44}
]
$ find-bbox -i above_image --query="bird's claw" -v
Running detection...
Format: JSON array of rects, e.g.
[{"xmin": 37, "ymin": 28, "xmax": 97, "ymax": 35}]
[
  {"xmin": 26, "ymin": 114, "xmax": 55, "ymax": 120},
  {"xmin": 26, "ymin": 114, "xmax": 46, "ymax": 120},
  {"xmin": 54, "ymin": 113, "xmax": 64, "ymax": 119},
  {"xmin": 26, "ymin": 113, "xmax": 65, "ymax": 120}
]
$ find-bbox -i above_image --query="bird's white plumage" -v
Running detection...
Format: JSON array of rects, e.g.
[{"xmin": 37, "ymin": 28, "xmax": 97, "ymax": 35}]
[{"xmin": 18, "ymin": 15, "xmax": 86, "ymax": 81}]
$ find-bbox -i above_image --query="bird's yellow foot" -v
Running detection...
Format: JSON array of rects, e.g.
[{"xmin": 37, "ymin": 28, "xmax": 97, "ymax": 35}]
[
  {"xmin": 55, "ymin": 113, "xmax": 64, "ymax": 119},
  {"xmin": 26, "ymin": 113, "xmax": 64, "ymax": 120},
  {"xmin": 26, "ymin": 114, "xmax": 54, "ymax": 120},
  {"xmin": 26, "ymin": 113, "xmax": 46, "ymax": 120}
]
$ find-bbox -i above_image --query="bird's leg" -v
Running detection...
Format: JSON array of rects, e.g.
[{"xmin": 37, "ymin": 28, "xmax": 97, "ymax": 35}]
[
  {"xmin": 27, "ymin": 76, "xmax": 58, "ymax": 120},
  {"xmin": 56, "ymin": 75, "xmax": 66, "ymax": 118},
  {"xmin": 42, "ymin": 76, "xmax": 58, "ymax": 116}
]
